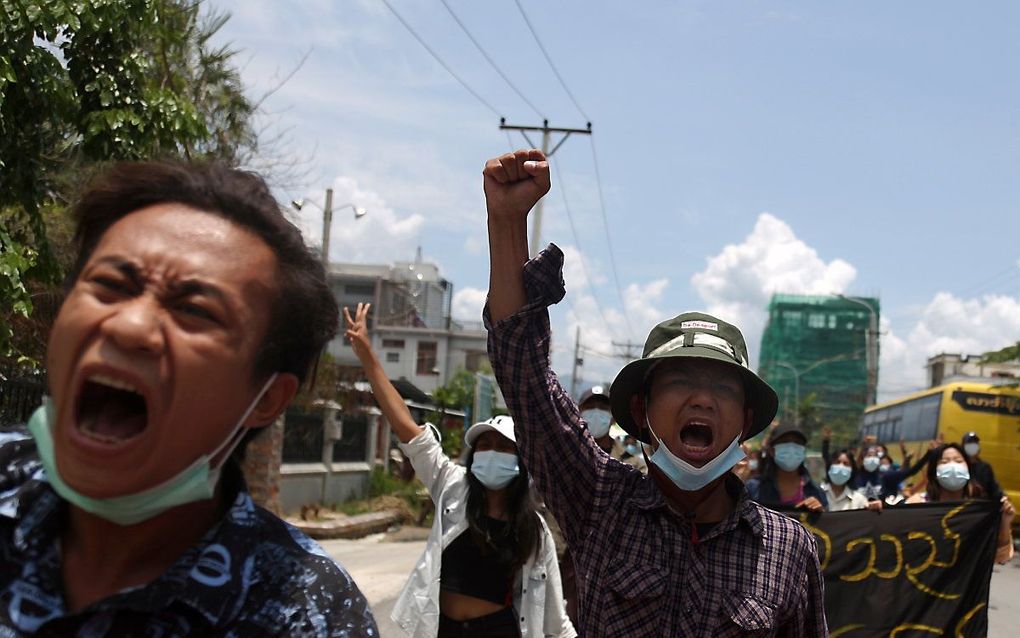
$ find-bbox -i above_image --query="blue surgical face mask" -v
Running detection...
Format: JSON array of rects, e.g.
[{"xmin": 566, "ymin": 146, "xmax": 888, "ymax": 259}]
[
  {"xmin": 828, "ymin": 464, "xmax": 852, "ymax": 486},
  {"xmin": 878, "ymin": 463, "xmax": 891, "ymax": 474},
  {"xmin": 643, "ymin": 415, "xmax": 745, "ymax": 492},
  {"xmin": 471, "ymin": 450, "xmax": 520, "ymax": 490},
  {"xmin": 27, "ymin": 374, "xmax": 276, "ymax": 527},
  {"xmin": 772, "ymin": 442, "xmax": 806, "ymax": 472},
  {"xmin": 935, "ymin": 462, "xmax": 970, "ymax": 492},
  {"xmin": 862, "ymin": 456, "xmax": 880, "ymax": 472},
  {"xmin": 624, "ymin": 444, "xmax": 640, "ymax": 457},
  {"xmin": 581, "ymin": 408, "xmax": 612, "ymax": 439}
]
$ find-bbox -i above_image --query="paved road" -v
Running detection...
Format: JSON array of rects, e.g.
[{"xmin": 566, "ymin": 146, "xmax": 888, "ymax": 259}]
[
  {"xmin": 322, "ymin": 533, "xmax": 426, "ymax": 638},
  {"xmin": 326, "ymin": 533, "xmax": 1020, "ymax": 637},
  {"xmin": 988, "ymin": 553, "xmax": 1020, "ymax": 637}
]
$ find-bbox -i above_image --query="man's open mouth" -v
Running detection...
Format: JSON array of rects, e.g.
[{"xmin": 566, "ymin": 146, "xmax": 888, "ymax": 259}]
[
  {"xmin": 679, "ymin": 421, "xmax": 714, "ymax": 451},
  {"xmin": 75, "ymin": 374, "xmax": 149, "ymax": 443}
]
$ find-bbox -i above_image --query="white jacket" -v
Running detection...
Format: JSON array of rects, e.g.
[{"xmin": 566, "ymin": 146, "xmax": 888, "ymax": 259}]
[{"xmin": 391, "ymin": 429, "xmax": 576, "ymax": 638}]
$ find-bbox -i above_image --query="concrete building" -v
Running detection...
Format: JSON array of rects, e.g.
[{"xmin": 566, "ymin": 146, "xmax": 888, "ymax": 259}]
[
  {"xmin": 277, "ymin": 253, "xmax": 491, "ymax": 513},
  {"xmin": 324, "ymin": 256, "xmax": 490, "ymax": 391},
  {"xmin": 926, "ymin": 353, "xmax": 1020, "ymax": 387},
  {"xmin": 758, "ymin": 293, "xmax": 880, "ymax": 428}
]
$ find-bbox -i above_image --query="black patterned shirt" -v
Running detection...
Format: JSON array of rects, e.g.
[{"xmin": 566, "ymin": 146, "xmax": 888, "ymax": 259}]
[
  {"xmin": 0, "ymin": 426, "xmax": 378, "ymax": 637},
  {"xmin": 485, "ymin": 245, "xmax": 828, "ymax": 637}
]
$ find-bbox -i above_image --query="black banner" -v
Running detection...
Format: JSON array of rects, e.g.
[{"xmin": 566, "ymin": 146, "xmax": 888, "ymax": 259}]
[{"xmin": 782, "ymin": 500, "xmax": 999, "ymax": 637}]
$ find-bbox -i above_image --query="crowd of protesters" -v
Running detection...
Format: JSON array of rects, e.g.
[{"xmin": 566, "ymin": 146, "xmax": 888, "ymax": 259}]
[{"xmin": 2, "ymin": 151, "xmax": 1015, "ymax": 637}]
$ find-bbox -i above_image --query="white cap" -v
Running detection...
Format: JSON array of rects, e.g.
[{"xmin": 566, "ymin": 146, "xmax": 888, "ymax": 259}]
[{"xmin": 464, "ymin": 415, "xmax": 516, "ymax": 447}]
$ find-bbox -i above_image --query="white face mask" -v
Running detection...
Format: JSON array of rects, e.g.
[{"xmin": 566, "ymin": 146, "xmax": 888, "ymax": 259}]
[
  {"xmin": 643, "ymin": 415, "xmax": 745, "ymax": 492},
  {"xmin": 471, "ymin": 450, "xmax": 520, "ymax": 490},
  {"xmin": 963, "ymin": 442, "xmax": 979, "ymax": 457},
  {"xmin": 581, "ymin": 408, "xmax": 613, "ymax": 439},
  {"xmin": 862, "ymin": 456, "xmax": 880, "ymax": 472},
  {"xmin": 28, "ymin": 374, "xmax": 277, "ymax": 526},
  {"xmin": 935, "ymin": 461, "xmax": 970, "ymax": 492}
]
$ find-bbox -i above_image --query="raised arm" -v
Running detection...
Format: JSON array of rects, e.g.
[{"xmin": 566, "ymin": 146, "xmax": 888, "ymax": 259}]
[
  {"xmin": 484, "ymin": 149, "xmax": 550, "ymax": 323},
  {"xmin": 344, "ymin": 303, "xmax": 420, "ymax": 444},
  {"xmin": 820, "ymin": 427, "xmax": 832, "ymax": 468}
]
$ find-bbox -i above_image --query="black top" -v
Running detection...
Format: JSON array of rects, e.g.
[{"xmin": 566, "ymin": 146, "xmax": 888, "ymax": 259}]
[
  {"xmin": 0, "ymin": 425, "xmax": 378, "ymax": 637},
  {"xmin": 440, "ymin": 516, "xmax": 515, "ymax": 606},
  {"xmin": 970, "ymin": 458, "xmax": 1002, "ymax": 501},
  {"xmin": 746, "ymin": 471, "xmax": 829, "ymax": 509}
]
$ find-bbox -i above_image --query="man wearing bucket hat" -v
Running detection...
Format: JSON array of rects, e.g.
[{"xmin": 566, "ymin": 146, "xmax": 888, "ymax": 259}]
[{"xmin": 482, "ymin": 149, "xmax": 827, "ymax": 636}]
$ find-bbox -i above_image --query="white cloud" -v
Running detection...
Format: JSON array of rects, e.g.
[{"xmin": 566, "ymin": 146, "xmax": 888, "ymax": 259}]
[
  {"xmin": 452, "ymin": 287, "xmax": 487, "ymax": 323},
  {"xmin": 878, "ymin": 293, "xmax": 1020, "ymax": 400},
  {"xmin": 550, "ymin": 243, "xmax": 671, "ymax": 383},
  {"xmin": 689, "ymin": 212, "xmax": 1020, "ymax": 402},
  {"xmin": 691, "ymin": 212, "xmax": 857, "ymax": 365}
]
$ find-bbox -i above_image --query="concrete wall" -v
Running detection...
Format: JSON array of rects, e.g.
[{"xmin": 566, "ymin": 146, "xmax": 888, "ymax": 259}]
[{"xmin": 279, "ymin": 462, "xmax": 372, "ymax": 515}]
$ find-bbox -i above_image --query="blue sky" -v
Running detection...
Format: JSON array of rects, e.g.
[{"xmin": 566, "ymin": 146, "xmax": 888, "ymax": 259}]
[{"xmin": 212, "ymin": 0, "xmax": 1020, "ymax": 402}]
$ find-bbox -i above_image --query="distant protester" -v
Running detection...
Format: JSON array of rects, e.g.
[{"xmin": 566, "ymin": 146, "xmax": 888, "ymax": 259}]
[
  {"xmin": 906, "ymin": 443, "xmax": 1015, "ymax": 564},
  {"xmin": 746, "ymin": 422, "xmax": 827, "ymax": 512},
  {"xmin": 344, "ymin": 303, "xmax": 574, "ymax": 638},
  {"xmin": 821, "ymin": 449, "xmax": 872, "ymax": 511},
  {"xmin": 962, "ymin": 432, "xmax": 1003, "ymax": 501}
]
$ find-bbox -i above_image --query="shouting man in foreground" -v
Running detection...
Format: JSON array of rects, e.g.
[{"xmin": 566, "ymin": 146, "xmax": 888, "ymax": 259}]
[{"xmin": 0, "ymin": 162, "xmax": 377, "ymax": 636}]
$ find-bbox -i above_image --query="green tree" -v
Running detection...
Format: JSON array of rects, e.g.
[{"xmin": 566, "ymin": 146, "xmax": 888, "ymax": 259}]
[
  {"xmin": 982, "ymin": 341, "xmax": 1020, "ymax": 364},
  {"xmin": 0, "ymin": 0, "xmax": 257, "ymax": 364},
  {"xmin": 430, "ymin": 369, "xmax": 476, "ymax": 458}
]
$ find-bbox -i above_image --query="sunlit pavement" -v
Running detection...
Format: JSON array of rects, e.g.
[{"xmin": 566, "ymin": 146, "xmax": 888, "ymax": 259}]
[{"xmin": 326, "ymin": 533, "xmax": 1020, "ymax": 638}]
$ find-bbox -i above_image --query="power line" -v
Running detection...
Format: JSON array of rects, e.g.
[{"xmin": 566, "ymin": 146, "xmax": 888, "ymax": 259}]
[
  {"xmin": 589, "ymin": 136, "xmax": 637, "ymax": 337},
  {"xmin": 512, "ymin": 0, "xmax": 589, "ymax": 121},
  {"xmin": 379, "ymin": 0, "xmax": 501, "ymax": 117},
  {"xmin": 553, "ymin": 157, "xmax": 617, "ymax": 340},
  {"xmin": 959, "ymin": 262, "xmax": 1019, "ymax": 298},
  {"xmin": 439, "ymin": 0, "xmax": 544, "ymax": 120}
]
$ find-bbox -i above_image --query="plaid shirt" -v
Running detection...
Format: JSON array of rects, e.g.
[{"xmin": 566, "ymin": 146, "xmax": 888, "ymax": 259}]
[{"xmin": 485, "ymin": 245, "xmax": 828, "ymax": 637}]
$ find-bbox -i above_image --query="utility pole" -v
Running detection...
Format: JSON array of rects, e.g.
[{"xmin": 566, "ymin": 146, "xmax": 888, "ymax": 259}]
[
  {"xmin": 612, "ymin": 340, "xmax": 644, "ymax": 361},
  {"xmin": 499, "ymin": 118, "xmax": 592, "ymax": 257},
  {"xmin": 321, "ymin": 187, "xmax": 333, "ymax": 266},
  {"xmin": 570, "ymin": 326, "xmax": 582, "ymax": 397}
]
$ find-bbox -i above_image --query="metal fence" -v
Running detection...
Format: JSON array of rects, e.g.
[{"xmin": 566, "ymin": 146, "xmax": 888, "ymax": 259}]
[
  {"xmin": 0, "ymin": 365, "xmax": 46, "ymax": 426},
  {"xmin": 281, "ymin": 407, "xmax": 369, "ymax": 464}
]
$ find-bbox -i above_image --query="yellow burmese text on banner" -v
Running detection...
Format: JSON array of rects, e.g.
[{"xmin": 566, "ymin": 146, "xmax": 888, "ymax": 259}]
[{"xmin": 777, "ymin": 500, "xmax": 999, "ymax": 637}]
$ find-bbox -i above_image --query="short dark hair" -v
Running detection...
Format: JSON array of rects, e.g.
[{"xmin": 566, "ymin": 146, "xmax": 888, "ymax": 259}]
[{"xmin": 68, "ymin": 161, "xmax": 338, "ymax": 386}]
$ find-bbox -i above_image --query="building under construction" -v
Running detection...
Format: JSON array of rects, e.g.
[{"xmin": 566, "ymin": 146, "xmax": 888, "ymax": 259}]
[{"xmin": 758, "ymin": 294, "xmax": 880, "ymax": 429}]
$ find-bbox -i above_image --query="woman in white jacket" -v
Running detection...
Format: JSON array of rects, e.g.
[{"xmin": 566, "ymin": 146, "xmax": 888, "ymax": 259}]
[{"xmin": 344, "ymin": 304, "xmax": 574, "ymax": 638}]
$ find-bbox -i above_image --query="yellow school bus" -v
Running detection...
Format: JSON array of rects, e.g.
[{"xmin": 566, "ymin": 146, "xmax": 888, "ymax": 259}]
[{"xmin": 860, "ymin": 381, "xmax": 1020, "ymax": 508}]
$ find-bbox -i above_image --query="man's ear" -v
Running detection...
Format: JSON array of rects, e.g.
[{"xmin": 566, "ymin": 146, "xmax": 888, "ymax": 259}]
[
  {"xmin": 740, "ymin": 407, "xmax": 754, "ymax": 441},
  {"xmin": 245, "ymin": 373, "xmax": 300, "ymax": 429},
  {"xmin": 630, "ymin": 395, "xmax": 647, "ymax": 436}
]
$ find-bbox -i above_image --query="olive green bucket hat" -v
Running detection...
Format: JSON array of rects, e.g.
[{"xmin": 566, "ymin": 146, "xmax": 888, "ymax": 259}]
[{"xmin": 609, "ymin": 311, "xmax": 778, "ymax": 443}]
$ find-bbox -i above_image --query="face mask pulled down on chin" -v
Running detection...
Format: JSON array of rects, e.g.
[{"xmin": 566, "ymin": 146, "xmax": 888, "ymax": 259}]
[
  {"xmin": 27, "ymin": 374, "xmax": 276, "ymax": 526},
  {"xmin": 642, "ymin": 412, "xmax": 745, "ymax": 493}
]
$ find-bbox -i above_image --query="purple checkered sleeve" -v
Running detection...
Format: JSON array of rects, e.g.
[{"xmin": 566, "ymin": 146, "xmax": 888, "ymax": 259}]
[{"xmin": 486, "ymin": 245, "xmax": 828, "ymax": 637}]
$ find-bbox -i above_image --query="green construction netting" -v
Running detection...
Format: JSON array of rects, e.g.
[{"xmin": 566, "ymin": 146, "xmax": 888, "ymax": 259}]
[{"xmin": 757, "ymin": 294, "xmax": 880, "ymax": 433}]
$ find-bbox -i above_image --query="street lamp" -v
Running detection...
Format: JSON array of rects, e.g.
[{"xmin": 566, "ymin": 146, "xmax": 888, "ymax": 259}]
[
  {"xmin": 773, "ymin": 361, "xmax": 800, "ymax": 425},
  {"xmin": 290, "ymin": 188, "xmax": 367, "ymax": 265},
  {"xmin": 836, "ymin": 294, "xmax": 879, "ymax": 407},
  {"xmin": 770, "ymin": 351, "xmax": 864, "ymax": 426}
]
